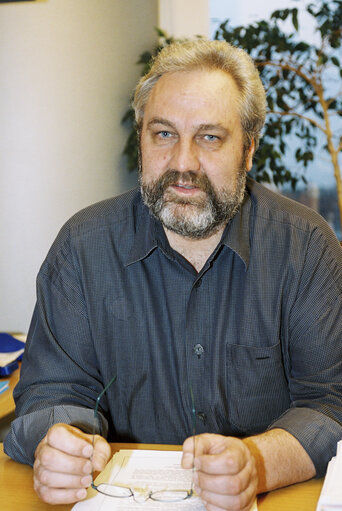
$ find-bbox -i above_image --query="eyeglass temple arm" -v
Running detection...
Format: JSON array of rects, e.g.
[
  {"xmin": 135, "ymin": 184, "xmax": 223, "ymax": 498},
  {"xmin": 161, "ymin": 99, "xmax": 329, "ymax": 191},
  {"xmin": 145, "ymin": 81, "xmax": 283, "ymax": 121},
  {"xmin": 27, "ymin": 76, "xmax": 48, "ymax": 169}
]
[{"xmin": 94, "ymin": 375, "xmax": 117, "ymax": 418}]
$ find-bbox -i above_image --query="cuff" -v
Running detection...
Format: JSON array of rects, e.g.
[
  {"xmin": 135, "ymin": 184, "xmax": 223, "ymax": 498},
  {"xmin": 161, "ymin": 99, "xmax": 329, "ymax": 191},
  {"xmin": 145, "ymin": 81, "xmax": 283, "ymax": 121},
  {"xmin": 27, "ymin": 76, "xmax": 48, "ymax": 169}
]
[
  {"xmin": 4, "ymin": 404, "xmax": 108, "ymax": 466},
  {"xmin": 268, "ymin": 407, "xmax": 342, "ymax": 477}
]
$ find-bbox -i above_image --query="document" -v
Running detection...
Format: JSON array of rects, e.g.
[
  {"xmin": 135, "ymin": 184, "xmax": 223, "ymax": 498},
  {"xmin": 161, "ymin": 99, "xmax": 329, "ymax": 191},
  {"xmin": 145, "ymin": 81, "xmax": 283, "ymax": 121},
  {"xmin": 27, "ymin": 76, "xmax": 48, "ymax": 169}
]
[
  {"xmin": 73, "ymin": 450, "xmax": 257, "ymax": 510},
  {"xmin": 316, "ymin": 441, "xmax": 342, "ymax": 510},
  {"xmin": 0, "ymin": 348, "xmax": 24, "ymax": 367}
]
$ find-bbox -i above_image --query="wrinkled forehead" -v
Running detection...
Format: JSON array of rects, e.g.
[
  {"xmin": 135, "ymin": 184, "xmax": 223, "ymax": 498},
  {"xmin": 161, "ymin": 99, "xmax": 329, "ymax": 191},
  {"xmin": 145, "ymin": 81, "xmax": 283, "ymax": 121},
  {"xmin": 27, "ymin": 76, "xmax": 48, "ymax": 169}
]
[{"xmin": 142, "ymin": 69, "xmax": 243, "ymax": 129}]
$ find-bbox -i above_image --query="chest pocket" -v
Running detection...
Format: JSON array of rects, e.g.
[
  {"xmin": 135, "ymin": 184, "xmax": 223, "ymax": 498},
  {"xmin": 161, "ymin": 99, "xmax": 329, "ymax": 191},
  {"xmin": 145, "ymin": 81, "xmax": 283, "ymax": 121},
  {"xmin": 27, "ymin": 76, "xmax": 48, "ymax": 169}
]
[{"xmin": 226, "ymin": 342, "xmax": 291, "ymax": 434}]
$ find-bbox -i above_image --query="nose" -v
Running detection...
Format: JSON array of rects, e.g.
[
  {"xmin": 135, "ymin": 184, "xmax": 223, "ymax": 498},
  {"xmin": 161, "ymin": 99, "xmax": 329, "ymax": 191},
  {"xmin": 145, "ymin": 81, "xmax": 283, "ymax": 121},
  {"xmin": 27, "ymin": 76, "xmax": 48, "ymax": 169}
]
[{"xmin": 169, "ymin": 139, "xmax": 200, "ymax": 173}]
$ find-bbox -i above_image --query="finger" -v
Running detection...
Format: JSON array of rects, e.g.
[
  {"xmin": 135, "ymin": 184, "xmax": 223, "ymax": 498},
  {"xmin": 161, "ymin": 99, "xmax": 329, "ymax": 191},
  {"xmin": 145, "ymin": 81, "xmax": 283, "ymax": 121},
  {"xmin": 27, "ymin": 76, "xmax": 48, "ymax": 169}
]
[
  {"xmin": 34, "ymin": 464, "xmax": 92, "ymax": 489},
  {"xmin": 200, "ymin": 490, "xmax": 256, "ymax": 511},
  {"xmin": 182, "ymin": 434, "xmax": 233, "ymax": 470},
  {"xmin": 92, "ymin": 435, "xmax": 111, "ymax": 471},
  {"xmin": 46, "ymin": 424, "xmax": 94, "ymax": 458},
  {"xmin": 182, "ymin": 433, "xmax": 224, "ymax": 468},
  {"xmin": 196, "ymin": 446, "xmax": 248, "ymax": 476},
  {"xmin": 33, "ymin": 481, "xmax": 88, "ymax": 505},
  {"xmin": 34, "ymin": 443, "xmax": 92, "ymax": 475},
  {"xmin": 204, "ymin": 499, "xmax": 256, "ymax": 511},
  {"xmin": 195, "ymin": 456, "xmax": 254, "ymax": 495},
  {"xmin": 184, "ymin": 433, "xmax": 234, "ymax": 459},
  {"xmin": 199, "ymin": 476, "xmax": 257, "ymax": 511},
  {"xmin": 182, "ymin": 435, "xmax": 197, "ymax": 468},
  {"xmin": 193, "ymin": 464, "xmax": 252, "ymax": 495},
  {"xmin": 193, "ymin": 436, "xmax": 250, "ymax": 476}
]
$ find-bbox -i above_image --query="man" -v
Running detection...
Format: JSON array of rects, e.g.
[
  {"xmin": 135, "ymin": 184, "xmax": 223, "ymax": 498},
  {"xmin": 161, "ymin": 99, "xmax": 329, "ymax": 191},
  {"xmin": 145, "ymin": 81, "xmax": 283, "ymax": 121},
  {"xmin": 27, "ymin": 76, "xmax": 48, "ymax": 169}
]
[{"xmin": 5, "ymin": 39, "xmax": 342, "ymax": 511}]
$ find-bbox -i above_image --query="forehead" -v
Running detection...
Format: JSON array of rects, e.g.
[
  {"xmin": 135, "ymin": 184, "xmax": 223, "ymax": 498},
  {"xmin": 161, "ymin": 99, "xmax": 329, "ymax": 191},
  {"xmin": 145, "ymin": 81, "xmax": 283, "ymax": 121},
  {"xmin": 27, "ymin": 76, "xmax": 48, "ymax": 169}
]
[{"xmin": 143, "ymin": 69, "xmax": 242, "ymax": 128}]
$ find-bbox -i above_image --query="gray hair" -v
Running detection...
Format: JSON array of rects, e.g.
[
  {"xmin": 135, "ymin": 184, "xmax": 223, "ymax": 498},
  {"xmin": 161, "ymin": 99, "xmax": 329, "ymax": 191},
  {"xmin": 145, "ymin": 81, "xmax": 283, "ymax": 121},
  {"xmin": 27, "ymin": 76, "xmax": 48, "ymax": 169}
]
[{"xmin": 133, "ymin": 39, "xmax": 266, "ymax": 150}]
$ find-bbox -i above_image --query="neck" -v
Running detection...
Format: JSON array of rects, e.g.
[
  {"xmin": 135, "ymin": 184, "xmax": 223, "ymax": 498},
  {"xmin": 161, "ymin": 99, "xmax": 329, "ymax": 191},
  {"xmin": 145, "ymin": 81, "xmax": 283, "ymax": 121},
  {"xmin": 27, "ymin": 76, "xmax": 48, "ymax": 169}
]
[{"xmin": 164, "ymin": 224, "xmax": 226, "ymax": 272}]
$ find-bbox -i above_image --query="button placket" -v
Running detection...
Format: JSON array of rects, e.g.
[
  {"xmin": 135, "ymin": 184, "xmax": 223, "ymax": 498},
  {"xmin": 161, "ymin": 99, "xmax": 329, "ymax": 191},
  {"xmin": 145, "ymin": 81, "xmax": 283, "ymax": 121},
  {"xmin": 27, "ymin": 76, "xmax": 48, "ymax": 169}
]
[{"xmin": 186, "ymin": 273, "xmax": 210, "ymax": 434}]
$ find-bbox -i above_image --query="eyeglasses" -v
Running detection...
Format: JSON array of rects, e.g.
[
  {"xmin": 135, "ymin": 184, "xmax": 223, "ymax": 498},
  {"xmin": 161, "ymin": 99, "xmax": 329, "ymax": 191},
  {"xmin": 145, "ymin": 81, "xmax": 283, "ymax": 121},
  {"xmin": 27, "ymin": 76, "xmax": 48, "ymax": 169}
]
[{"xmin": 90, "ymin": 376, "xmax": 196, "ymax": 503}]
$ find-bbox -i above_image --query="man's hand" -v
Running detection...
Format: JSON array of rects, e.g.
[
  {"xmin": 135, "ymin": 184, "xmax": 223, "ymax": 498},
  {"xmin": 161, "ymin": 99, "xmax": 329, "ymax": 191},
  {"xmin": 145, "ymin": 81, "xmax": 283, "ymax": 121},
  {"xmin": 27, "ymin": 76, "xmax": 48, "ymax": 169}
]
[
  {"xmin": 182, "ymin": 433, "xmax": 257, "ymax": 511},
  {"xmin": 33, "ymin": 423, "xmax": 111, "ymax": 505}
]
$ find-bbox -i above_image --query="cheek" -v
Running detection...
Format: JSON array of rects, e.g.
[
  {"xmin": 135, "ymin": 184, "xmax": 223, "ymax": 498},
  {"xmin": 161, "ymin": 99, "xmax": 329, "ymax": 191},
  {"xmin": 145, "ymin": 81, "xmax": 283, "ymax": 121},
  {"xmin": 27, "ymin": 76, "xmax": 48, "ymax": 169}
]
[
  {"xmin": 204, "ymin": 156, "xmax": 233, "ymax": 180},
  {"xmin": 141, "ymin": 151, "xmax": 168, "ymax": 181},
  {"xmin": 142, "ymin": 145, "xmax": 170, "ymax": 171}
]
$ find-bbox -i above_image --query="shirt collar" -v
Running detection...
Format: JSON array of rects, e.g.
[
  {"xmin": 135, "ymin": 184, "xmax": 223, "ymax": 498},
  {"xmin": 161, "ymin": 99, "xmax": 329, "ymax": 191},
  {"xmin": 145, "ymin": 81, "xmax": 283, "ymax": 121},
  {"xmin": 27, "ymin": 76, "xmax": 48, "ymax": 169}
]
[
  {"xmin": 124, "ymin": 197, "xmax": 159, "ymax": 266},
  {"xmin": 220, "ymin": 189, "xmax": 251, "ymax": 270},
  {"xmin": 125, "ymin": 185, "xmax": 252, "ymax": 269}
]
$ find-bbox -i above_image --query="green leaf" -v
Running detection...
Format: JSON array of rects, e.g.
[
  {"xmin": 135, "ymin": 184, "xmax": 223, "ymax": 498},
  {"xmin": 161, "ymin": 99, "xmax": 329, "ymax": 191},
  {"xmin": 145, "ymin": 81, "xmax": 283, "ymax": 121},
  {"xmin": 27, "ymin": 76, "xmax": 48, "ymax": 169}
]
[
  {"xmin": 155, "ymin": 27, "xmax": 168, "ymax": 38},
  {"xmin": 121, "ymin": 108, "xmax": 135, "ymax": 125},
  {"xmin": 292, "ymin": 8, "xmax": 299, "ymax": 31},
  {"xmin": 331, "ymin": 56, "xmax": 340, "ymax": 67}
]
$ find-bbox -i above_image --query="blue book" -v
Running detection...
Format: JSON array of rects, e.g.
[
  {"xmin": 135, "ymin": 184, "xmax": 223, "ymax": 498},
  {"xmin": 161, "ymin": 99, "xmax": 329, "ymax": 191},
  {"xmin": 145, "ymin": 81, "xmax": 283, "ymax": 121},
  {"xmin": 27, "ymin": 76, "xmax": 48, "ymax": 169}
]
[
  {"xmin": 0, "ymin": 333, "xmax": 26, "ymax": 376},
  {"xmin": 0, "ymin": 333, "xmax": 26, "ymax": 356}
]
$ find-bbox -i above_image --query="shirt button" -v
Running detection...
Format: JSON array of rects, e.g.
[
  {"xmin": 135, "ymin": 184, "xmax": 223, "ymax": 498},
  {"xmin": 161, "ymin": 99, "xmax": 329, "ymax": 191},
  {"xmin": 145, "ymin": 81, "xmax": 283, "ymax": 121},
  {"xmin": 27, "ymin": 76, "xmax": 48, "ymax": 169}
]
[
  {"xmin": 197, "ymin": 412, "xmax": 207, "ymax": 423},
  {"xmin": 194, "ymin": 279, "xmax": 202, "ymax": 288},
  {"xmin": 193, "ymin": 344, "xmax": 204, "ymax": 358}
]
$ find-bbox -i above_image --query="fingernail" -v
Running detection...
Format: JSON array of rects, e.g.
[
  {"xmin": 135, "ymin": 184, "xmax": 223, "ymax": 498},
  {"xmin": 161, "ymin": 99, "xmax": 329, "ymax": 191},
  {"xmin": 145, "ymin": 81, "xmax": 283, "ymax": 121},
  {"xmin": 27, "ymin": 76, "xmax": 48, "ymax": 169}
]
[
  {"xmin": 81, "ymin": 475, "xmax": 92, "ymax": 487},
  {"xmin": 82, "ymin": 444, "xmax": 93, "ymax": 458},
  {"xmin": 76, "ymin": 488, "xmax": 87, "ymax": 500}
]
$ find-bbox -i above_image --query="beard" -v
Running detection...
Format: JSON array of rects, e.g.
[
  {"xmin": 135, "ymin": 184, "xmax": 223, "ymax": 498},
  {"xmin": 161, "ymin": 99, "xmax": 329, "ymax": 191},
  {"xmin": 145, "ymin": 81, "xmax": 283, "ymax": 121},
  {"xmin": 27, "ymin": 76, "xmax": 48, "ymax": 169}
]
[{"xmin": 140, "ymin": 163, "xmax": 247, "ymax": 239}]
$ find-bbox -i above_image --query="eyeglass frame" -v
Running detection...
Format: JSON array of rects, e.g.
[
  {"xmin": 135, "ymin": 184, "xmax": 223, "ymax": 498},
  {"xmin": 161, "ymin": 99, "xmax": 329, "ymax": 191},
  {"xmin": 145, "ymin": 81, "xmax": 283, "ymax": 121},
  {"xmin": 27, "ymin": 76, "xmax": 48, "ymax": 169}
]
[{"xmin": 90, "ymin": 375, "xmax": 196, "ymax": 502}]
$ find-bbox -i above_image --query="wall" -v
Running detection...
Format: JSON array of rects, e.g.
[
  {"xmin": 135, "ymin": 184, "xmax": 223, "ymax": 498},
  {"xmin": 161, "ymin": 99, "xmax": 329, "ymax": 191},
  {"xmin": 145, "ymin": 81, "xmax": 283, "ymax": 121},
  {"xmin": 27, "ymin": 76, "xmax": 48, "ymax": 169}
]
[
  {"xmin": 0, "ymin": 0, "xmax": 158, "ymax": 331},
  {"xmin": 159, "ymin": 0, "xmax": 209, "ymax": 38}
]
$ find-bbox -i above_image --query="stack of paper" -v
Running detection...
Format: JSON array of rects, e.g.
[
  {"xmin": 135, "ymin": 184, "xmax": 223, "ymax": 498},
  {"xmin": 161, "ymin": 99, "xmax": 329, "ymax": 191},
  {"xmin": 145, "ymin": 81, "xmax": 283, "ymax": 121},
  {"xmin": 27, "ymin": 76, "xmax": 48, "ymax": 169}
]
[
  {"xmin": 73, "ymin": 449, "xmax": 258, "ymax": 510},
  {"xmin": 0, "ymin": 333, "xmax": 26, "ymax": 375},
  {"xmin": 316, "ymin": 441, "xmax": 342, "ymax": 510}
]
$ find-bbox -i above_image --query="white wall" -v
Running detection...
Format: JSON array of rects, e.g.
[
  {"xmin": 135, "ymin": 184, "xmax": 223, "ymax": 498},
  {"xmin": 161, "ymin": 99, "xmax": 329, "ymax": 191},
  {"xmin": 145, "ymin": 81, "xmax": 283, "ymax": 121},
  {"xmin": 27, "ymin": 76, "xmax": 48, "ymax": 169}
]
[
  {"xmin": 159, "ymin": 0, "xmax": 209, "ymax": 38},
  {"xmin": 0, "ymin": 0, "xmax": 158, "ymax": 331}
]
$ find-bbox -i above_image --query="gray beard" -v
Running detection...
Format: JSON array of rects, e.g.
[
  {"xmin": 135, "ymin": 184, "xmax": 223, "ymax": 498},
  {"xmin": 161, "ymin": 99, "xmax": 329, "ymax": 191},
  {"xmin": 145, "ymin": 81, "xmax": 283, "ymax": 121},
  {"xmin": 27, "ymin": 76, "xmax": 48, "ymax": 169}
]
[{"xmin": 140, "ymin": 168, "xmax": 247, "ymax": 239}]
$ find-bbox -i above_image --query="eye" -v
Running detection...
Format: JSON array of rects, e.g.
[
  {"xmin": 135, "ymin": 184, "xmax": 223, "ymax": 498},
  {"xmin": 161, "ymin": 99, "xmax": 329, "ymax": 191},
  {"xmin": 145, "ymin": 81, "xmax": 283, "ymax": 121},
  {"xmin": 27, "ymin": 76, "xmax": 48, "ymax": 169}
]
[
  {"xmin": 203, "ymin": 134, "xmax": 219, "ymax": 142},
  {"xmin": 158, "ymin": 130, "xmax": 172, "ymax": 138}
]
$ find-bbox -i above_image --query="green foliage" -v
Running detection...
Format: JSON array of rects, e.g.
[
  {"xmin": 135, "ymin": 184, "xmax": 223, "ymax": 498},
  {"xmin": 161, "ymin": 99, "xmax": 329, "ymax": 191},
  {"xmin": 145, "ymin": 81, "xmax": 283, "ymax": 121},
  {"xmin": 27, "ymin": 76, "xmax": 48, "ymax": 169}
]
[
  {"xmin": 214, "ymin": 0, "xmax": 342, "ymax": 188},
  {"xmin": 122, "ymin": 2, "xmax": 342, "ymax": 194}
]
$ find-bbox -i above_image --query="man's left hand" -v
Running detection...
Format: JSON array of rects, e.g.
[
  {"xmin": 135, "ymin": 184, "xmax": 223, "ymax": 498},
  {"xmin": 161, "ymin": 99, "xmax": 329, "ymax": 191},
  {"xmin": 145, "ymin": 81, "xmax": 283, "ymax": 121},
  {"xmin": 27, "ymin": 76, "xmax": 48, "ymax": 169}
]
[{"xmin": 182, "ymin": 433, "xmax": 257, "ymax": 511}]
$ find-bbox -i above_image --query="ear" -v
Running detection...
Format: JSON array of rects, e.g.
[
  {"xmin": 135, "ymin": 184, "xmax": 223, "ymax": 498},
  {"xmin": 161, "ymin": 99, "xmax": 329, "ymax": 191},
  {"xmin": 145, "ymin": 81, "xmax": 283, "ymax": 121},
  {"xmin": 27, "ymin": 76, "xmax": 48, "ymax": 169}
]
[{"xmin": 246, "ymin": 139, "xmax": 255, "ymax": 172}]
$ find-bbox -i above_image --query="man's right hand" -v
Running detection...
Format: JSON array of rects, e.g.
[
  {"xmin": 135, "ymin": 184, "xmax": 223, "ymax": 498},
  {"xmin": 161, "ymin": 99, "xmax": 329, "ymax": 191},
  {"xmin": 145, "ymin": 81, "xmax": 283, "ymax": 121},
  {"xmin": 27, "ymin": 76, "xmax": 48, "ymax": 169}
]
[{"xmin": 33, "ymin": 423, "xmax": 111, "ymax": 504}]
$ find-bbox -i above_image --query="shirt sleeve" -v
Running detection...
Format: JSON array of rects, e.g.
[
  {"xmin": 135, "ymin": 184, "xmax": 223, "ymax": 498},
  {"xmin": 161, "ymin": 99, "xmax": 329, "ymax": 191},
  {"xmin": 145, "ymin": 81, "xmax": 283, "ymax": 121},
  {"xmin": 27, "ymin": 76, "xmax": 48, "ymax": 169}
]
[
  {"xmin": 4, "ymin": 222, "xmax": 109, "ymax": 465},
  {"xmin": 269, "ymin": 226, "xmax": 342, "ymax": 477},
  {"xmin": 4, "ymin": 405, "xmax": 108, "ymax": 466}
]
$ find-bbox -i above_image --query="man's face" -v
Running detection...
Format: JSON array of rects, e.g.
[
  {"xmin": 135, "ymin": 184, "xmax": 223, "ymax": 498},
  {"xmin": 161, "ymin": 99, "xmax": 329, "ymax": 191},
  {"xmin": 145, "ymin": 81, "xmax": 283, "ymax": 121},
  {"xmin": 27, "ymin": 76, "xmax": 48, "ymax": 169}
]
[{"xmin": 139, "ymin": 69, "xmax": 254, "ymax": 238}]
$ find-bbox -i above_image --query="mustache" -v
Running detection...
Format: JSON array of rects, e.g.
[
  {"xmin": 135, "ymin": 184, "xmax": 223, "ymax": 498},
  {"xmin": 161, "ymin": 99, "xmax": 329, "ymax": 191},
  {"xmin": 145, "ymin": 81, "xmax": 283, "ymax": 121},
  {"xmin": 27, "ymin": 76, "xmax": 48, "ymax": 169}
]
[{"xmin": 149, "ymin": 169, "xmax": 213, "ymax": 194}]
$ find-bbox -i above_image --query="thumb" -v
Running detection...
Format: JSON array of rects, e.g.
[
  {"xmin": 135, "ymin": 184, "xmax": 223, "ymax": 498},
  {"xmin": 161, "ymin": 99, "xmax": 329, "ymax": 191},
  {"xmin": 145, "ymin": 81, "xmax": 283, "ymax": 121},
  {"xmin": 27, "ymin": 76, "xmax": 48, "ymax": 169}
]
[
  {"xmin": 92, "ymin": 435, "xmax": 111, "ymax": 471},
  {"xmin": 46, "ymin": 423, "xmax": 95, "ymax": 457}
]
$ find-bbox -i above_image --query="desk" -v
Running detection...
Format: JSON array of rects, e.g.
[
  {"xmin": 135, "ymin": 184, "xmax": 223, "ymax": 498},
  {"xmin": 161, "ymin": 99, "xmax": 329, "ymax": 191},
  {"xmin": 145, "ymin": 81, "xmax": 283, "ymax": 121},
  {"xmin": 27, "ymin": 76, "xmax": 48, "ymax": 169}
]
[{"xmin": 0, "ymin": 443, "xmax": 323, "ymax": 510}]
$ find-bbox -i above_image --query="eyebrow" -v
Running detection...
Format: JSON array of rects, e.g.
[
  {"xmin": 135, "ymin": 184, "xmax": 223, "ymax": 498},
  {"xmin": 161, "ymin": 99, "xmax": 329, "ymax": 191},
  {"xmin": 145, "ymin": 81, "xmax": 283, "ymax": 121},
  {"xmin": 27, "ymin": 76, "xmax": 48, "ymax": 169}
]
[
  {"xmin": 197, "ymin": 123, "xmax": 229, "ymax": 135},
  {"xmin": 147, "ymin": 118, "xmax": 176, "ymax": 130},
  {"xmin": 147, "ymin": 118, "xmax": 229, "ymax": 135}
]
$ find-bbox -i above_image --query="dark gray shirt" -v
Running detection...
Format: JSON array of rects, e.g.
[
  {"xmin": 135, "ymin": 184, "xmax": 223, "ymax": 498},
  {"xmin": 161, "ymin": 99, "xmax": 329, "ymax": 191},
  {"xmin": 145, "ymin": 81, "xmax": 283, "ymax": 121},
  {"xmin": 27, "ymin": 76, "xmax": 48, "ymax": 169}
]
[{"xmin": 5, "ymin": 178, "xmax": 342, "ymax": 477}]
